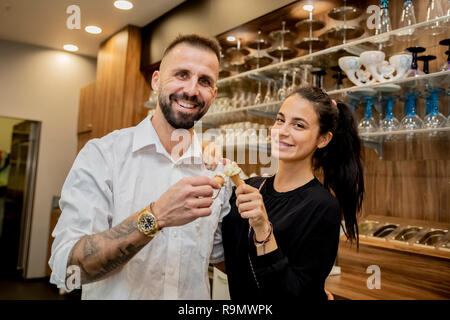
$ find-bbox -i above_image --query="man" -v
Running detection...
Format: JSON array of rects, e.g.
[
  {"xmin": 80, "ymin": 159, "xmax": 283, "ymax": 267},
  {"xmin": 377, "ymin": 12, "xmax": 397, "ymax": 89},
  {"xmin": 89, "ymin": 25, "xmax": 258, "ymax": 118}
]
[{"xmin": 49, "ymin": 34, "xmax": 232, "ymax": 299}]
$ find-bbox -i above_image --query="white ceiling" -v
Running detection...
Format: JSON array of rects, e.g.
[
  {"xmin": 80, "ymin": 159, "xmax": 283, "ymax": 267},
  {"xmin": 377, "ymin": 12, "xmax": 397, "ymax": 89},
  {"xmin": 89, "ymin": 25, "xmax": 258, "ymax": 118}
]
[{"xmin": 0, "ymin": 0, "xmax": 185, "ymax": 57}]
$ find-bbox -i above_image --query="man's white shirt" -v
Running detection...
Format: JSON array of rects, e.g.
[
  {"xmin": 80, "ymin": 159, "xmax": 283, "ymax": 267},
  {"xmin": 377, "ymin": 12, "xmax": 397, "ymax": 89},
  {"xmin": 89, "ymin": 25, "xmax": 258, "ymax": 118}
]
[{"xmin": 49, "ymin": 115, "xmax": 232, "ymax": 299}]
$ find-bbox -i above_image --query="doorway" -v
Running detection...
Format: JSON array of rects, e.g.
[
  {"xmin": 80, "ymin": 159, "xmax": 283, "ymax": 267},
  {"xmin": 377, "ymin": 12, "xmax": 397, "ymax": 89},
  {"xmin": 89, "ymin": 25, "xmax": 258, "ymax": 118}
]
[{"xmin": 0, "ymin": 116, "xmax": 40, "ymax": 280}]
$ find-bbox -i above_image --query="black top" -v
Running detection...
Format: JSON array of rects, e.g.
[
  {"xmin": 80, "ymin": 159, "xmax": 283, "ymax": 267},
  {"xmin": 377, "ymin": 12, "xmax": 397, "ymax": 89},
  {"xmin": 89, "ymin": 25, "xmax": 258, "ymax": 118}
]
[{"xmin": 222, "ymin": 176, "xmax": 341, "ymax": 301}]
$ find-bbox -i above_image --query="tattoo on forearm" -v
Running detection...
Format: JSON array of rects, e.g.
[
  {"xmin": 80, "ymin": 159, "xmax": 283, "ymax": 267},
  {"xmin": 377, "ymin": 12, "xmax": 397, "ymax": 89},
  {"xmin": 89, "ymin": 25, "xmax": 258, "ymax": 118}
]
[
  {"xmin": 101, "ymin": 220, "xmax": 137, "ymax": 240},
  {"xmin": 83, "ymin": 236, "xmax": 99, "ymax": 258},
  {"xmin": 82, "ymin": 242, "xmax": 146, "ymax": 283},
  {"xmin": 66, "ymin": 218, "xmax": 146, "ymax": 284}
]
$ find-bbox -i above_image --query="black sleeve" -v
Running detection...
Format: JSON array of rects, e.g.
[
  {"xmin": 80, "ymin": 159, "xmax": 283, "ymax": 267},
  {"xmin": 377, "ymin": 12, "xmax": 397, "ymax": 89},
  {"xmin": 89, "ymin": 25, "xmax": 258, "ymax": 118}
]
[{"xmin": 252, "ymin": 204, "xmax": 340, "ymax": 300}]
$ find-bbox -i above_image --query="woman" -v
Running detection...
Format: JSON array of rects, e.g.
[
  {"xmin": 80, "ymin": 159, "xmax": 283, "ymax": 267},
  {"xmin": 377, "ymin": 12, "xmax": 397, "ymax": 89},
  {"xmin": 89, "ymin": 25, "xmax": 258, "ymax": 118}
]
[{"xmin": 221, "ymin": 86, "xmax": 364, "ymax": 301}]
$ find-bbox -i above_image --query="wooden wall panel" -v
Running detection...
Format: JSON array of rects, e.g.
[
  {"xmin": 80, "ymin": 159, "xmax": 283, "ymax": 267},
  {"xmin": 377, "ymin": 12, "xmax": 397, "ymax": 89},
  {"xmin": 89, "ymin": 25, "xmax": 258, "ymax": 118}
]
[
  {"xmin": 92, "ymin": 28, "xmax": 128, "ymax": 138},
  {"xmin": 123, "ymin": 26, "xmax": 151, "ymax": 128},
  {"xmin": 361, "ymin": 136, "xmax": 449, "ymax": 223},
  {"xmin": 89, "ymin": 25, "xmax": 150, "ymax": 140}
]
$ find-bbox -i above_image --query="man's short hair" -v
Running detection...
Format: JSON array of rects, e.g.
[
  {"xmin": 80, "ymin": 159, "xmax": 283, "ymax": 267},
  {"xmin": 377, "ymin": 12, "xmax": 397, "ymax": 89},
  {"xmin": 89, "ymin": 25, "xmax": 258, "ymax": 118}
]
[{"xmin": 163, "ymin": 34, "xmax": 221, "ymax": 63}]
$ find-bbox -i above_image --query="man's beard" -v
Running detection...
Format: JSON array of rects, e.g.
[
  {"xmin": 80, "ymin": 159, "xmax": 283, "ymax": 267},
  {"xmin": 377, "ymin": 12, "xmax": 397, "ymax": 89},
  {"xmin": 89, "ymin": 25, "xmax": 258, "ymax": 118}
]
[{"xmin": 159, "ymin": 92, "xmax": 208, "ymax": 129}]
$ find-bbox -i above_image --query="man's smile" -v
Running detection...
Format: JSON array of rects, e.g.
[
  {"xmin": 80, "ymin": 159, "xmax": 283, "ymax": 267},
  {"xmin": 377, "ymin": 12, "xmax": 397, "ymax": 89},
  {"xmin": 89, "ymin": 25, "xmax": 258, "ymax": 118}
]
[
  {"xmin": 170, "ymin": 94, "xmax": 204, "ymax": 113},
  {"xmin": 174, "ymin": 99, "xmax": 198, "ymax": 110}
]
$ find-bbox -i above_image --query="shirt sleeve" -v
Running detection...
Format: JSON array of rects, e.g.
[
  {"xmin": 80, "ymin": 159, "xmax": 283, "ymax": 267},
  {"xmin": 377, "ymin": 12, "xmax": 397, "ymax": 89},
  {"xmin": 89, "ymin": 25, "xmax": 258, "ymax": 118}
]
[
  {"xmin": 252, "ymin": 201, "xmax": 340, "ymax": 299},
  {"xmin": 209, "ymin": 177, "xmax": 232, "ymax": 264},
  {"xmin": 48, "ymin": 139, "xmax": 114, "ymax": 289}
]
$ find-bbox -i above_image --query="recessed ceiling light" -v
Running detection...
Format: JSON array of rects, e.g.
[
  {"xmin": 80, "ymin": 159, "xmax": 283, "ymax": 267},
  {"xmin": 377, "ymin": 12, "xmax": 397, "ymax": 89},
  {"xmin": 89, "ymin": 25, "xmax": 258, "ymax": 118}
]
[
  {"xmin": 303, "ymin": 4, "xmax": 314, "ymax": 12},
  {"xmin": 85, "ymin": 26, "xmax": 102, "ymax": 34},
  {"xmin": 226, "ymin": 36, "xmax": 236, "ymax": 42},
  {"xmin": 63, "ymin": 44, "xmax": 78, "ymax": 52},
  {"xmin": 114, "ymin": 1, "xmax": 133, "ymax": 10}
]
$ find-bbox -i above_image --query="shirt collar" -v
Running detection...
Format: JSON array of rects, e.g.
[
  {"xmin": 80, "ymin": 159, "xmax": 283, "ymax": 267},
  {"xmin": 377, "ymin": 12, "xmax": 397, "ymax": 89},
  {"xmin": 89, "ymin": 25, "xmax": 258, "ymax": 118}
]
[
  {"xmin": 132, "ymin": 115, "xmax": 203, "ymax": 162},
  {"xmin": 132, "ymin": 115, "xmax": 160, "ymax": 153}
]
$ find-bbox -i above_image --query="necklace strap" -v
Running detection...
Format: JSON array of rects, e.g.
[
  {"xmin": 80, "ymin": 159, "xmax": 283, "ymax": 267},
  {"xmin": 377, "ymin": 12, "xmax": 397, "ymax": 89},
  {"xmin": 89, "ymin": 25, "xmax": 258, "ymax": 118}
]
[{"xmin": 247, "ymin": 177, "xmax": 269, "ymax": 289}]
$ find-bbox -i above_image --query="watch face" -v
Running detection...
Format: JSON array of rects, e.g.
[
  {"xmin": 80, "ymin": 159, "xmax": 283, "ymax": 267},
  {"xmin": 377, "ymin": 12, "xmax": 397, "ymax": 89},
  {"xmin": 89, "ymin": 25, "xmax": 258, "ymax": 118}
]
[{"xmin": 139, "ymin": 214, "xmax": 155, "ymax": 232}]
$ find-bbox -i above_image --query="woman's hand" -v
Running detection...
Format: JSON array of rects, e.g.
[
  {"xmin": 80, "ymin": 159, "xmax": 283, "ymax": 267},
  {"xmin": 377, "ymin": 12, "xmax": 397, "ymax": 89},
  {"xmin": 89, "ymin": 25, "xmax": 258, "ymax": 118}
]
[{"xmin": 235, "ymin": 183, "xmax": 270, "ymax": 240}]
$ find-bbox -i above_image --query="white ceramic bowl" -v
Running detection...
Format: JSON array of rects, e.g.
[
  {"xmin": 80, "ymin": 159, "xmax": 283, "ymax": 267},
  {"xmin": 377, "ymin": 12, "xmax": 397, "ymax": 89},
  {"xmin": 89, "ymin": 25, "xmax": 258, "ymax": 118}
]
[
  {"xmin": 339, "ymin": 56, "xmax": 376, "ymax": 86},
  {"xmin": 359, "ymin": 51, "xmax": 387, "ymax": 82},
  {"xmin": 389, "ymin": 54, "xmax": 412, "ymax": 79},
  {"xmin": 338, "ymin": 56, "xmax": 360, "ymax": 72},
  {"xmin": 359, "ymin": 51, "xmax": 385, "ymax": 68}
]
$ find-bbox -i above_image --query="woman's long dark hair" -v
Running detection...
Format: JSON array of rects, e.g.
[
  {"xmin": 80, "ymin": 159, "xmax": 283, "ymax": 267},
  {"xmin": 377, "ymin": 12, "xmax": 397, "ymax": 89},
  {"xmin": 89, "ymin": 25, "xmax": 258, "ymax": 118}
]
[{"xmin": 288, "ymin": 86, "xmax": 364, "ymax": 246}]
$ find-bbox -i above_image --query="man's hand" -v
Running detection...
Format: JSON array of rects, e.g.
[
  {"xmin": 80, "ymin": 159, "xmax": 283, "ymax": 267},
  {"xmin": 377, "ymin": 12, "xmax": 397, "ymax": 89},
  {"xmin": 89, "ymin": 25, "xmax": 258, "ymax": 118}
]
[
  {"xmin": 153, "ymin": 176, "xmax": 221, "ymax": 228},
  {"xmin": 65, "ymin": 176, "xmax": 220, "ymax": 287}
]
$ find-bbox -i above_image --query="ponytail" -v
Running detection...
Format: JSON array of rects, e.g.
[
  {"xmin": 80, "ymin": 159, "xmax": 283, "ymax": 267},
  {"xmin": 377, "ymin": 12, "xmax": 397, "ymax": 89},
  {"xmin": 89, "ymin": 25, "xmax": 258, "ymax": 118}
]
[
  {"xmin": 289, "ymin": 86, "xmax": 364, "ymax": 246},
  {"xmin": 314, "ymin": 101, "xmax": 364, "ymax": 247}
]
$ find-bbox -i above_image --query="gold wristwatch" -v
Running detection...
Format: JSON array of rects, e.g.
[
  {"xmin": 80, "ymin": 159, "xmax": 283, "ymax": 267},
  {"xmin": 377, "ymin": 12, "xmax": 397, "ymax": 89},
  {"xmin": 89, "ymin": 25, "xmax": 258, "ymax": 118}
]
[{"xmin": 137, "ymin": 203, "xmax": 160, "ymax": 237}]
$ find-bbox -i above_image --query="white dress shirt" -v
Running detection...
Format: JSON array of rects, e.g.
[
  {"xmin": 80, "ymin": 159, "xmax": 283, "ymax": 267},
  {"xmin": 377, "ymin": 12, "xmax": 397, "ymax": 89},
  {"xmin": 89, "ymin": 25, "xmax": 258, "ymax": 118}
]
[{"xmin": 49, "ymin": 115, "xmax": 232, "ymax": 299}]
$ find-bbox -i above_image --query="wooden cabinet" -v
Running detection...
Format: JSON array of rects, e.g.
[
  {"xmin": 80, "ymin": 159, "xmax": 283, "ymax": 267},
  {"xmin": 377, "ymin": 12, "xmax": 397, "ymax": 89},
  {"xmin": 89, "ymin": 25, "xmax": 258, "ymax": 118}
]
[{"xmin": 77, "ymin": 25, "xmax": 150, "ymax": 152}]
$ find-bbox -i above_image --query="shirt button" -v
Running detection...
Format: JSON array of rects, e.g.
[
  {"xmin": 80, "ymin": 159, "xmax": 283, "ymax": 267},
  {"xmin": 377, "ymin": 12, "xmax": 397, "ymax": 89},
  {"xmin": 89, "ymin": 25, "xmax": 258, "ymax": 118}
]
[{"xmin": 173, "ymin": 231, "xmax": 178, "ymax": 238}]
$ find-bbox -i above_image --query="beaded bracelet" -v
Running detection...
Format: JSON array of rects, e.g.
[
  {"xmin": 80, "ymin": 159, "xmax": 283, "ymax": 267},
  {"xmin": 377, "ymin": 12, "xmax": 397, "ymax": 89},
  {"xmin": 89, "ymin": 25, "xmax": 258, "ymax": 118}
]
[{"xmin": 253, "ymin": 222, "xmax": 273, "ymax": 247}]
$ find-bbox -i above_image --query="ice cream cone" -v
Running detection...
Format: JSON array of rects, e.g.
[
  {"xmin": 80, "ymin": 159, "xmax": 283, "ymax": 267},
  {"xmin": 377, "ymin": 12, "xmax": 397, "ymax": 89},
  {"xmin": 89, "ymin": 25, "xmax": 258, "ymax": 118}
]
[
  {"xmin": 212, "ymin": 174, "xmax": 225, "ymax": 187},
  {"xmin": 224, "ymin": 161, "xmax": 243, "ymax": 187},
  {"xmin": 230, "ymin": 174, "xmax": 243, "ymax": 187}
]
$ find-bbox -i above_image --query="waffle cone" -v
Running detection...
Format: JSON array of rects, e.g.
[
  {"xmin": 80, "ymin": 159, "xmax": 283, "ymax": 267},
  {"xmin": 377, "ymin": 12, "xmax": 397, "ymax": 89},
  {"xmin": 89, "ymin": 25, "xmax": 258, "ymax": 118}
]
[
  {"xmin": 212, "ymin": 175, "xmax": 225, "ymax": 187},
  {"xmin": 230, "ymin": 174, "xmax": 243, "ymax": 187}
]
